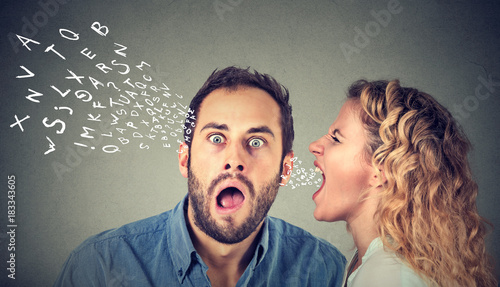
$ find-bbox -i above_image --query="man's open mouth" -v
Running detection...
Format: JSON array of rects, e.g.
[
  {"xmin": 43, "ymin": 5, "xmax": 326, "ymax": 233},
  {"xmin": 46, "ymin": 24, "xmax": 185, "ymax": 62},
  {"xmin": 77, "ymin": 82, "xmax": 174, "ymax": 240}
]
[{"xmin": 217, "ymin": 187, "xmax": 245, "ymax": 209}]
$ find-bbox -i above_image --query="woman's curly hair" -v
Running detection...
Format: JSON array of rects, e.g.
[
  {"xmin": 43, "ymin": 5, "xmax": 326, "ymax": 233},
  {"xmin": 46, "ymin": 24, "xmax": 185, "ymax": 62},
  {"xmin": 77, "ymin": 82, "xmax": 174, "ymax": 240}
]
[{"xmin": 347, "ymin": 79, "xmax": 497, "ymax": 287}]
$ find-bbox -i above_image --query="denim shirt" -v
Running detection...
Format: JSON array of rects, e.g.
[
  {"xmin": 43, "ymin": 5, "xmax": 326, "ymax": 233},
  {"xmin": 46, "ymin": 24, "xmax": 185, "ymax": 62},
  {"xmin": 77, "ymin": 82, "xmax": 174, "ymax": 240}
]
[{"xmin": 54, "ymin": 195, "xmax": 346, "ymax": 286}]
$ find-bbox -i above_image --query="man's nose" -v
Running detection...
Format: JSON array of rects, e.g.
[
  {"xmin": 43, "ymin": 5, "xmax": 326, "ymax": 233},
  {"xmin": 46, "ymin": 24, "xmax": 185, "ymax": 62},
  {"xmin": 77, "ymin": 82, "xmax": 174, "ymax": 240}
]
[{"xmin": 224, "ymin": 143, "xmax": 246, "ymax": 172}]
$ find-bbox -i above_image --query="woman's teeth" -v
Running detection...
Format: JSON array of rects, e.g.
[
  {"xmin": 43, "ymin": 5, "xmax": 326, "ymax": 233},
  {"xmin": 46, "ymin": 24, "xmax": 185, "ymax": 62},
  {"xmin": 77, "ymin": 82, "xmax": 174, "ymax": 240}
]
[{"xmin": 315, "ymin": 167, "xmax": 323, "ymax": 174}]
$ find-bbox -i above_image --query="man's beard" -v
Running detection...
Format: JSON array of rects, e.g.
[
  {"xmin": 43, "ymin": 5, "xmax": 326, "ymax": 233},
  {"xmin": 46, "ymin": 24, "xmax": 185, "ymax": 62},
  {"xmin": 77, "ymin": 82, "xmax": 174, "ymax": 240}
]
[{"xmin": 187, "ymin": 167, "xmax": 281, "ymax": 244}]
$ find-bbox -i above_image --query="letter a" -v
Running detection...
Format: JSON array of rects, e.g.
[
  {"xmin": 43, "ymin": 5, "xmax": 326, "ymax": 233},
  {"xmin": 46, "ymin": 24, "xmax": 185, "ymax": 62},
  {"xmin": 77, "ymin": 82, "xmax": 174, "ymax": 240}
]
[
  {"xmin": 16, "ymin": 34, "xmax": 40, "ymax": 51},
  {"xmin": 339, "ymin": 42, "xmax": 360, "ymax": 64},
  {"xmin": 214, "ymin": 0, "xmax": 234, "ymax": 21}
]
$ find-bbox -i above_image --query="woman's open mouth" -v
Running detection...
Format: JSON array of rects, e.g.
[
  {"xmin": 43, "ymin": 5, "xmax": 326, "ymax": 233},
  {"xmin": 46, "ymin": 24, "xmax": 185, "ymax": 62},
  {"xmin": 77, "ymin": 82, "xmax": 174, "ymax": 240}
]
[{"xmin": 312, "ymin": 165, "xmax": 325, "ymax": 201}]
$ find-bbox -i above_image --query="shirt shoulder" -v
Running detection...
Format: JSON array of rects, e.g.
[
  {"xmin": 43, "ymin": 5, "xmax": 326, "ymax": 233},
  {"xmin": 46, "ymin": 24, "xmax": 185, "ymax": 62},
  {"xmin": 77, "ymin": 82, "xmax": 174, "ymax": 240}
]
[
  {"xmin": 351, "ymin": 244, "xmax": 428, "ymax": 287},
  {"xmin": 54, "ymin": 210, "xmax": 175, "ymax": 287},
  {"xmin": 263, "ymin": 217, "xmax": 346, "ymax": 286},
  {"xmin": 72, "ymin": 210, "xmax": 171, "ymax": 254},
  {"xmin": 267, "ymin": 216, "xmax": 345, "ymax": 258},
  {"xmin": 254, "ymin": 216, "xmax": 346, "ymax": 287}
]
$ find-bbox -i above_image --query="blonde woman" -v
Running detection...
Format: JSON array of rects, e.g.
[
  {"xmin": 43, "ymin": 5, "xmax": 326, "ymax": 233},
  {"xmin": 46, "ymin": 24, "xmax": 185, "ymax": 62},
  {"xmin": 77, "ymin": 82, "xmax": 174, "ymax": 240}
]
[{"xmin": 309, "ymin": 79, "xmax": 497, "ymax": 286}]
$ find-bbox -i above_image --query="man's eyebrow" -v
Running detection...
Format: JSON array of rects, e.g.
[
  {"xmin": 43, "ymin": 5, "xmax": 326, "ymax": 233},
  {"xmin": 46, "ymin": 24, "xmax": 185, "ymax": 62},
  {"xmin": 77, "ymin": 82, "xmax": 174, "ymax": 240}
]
[
  {"xmin": 199, "ymin": 122, "xmax": 228, "ymax": 133},
  {"xmin": 199, "ymin": 123, "xmax": 275, "ymax": 138},
  {"xmin": 247, "ymin": 126, "xmax": 275, "ymax": 138}
]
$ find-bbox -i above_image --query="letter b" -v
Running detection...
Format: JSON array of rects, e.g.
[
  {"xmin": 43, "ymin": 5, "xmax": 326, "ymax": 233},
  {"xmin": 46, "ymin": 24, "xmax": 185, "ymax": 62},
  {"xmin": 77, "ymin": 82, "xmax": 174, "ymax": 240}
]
[
  {"xmin": 65, "ymin": 146, "xmax": 82, "ymax": 168},
  {"xmin": 21, "ymin": 17, "xmax": 38, "ymax": 38},
  {"xmin": 91, "ymin": 22, "xmax": 109, "ymax": 36},
  {"xmin": 118, "ymin": 137, "xmax": 129, "ymax": 145},
  {"xmin": 370, "ymin": 8, "xmax": 391, "ymax": 27},
  {"xmin": 353, "ymin": 26, "xmax": 370, "ymax": 48},
  {"xmin": 38, "ymin": 0, "xmax": 60, "ymax": 17}
]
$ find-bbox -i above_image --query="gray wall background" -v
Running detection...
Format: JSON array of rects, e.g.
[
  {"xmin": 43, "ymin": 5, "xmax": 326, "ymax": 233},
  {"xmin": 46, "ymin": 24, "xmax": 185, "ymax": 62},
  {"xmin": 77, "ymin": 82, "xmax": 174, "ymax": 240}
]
[{"xmin": 1, "ymin": 0, "xmax": 499, "ymax": 285}]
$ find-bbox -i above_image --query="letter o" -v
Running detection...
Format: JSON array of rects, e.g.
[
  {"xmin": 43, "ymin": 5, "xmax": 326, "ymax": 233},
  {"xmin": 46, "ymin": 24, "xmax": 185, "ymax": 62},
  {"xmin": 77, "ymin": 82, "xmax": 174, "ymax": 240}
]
[
  {"xmin": 475, "ymin": 84, "xmax": 491, "ymax": 100},
  {"xmin": 59, "ymin": 28, "xmax": 80, "ymax": 40},
  {"xmin": 463, "ymin": 95, "xmax": 479, "ymax": 112},
  {"xmin": 76, "ymin": 142, "xmax": 93, "ymax": 157},
  {"xmin": 102, "ymin": 145, "xmax": 120, "ymax": 153},
  {"xmin": 365, "ymin": 21, "xmax": 381, "ymax": 37},
  {"xmin": 33, "ymin": 11, "xmax": 49, "ymax": 27}
]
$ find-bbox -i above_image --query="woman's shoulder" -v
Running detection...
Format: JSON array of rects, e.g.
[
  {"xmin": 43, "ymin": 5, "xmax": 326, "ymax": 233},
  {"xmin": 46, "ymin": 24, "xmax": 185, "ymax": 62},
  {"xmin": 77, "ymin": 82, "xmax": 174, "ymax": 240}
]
[{"xmin": 350, "ymin": 238, "xmax": 429, "ymax": 287}]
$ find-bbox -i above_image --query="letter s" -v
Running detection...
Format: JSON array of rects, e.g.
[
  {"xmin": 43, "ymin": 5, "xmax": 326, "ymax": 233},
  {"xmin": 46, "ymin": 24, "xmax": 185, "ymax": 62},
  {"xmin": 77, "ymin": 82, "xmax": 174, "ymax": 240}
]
[{"xmin": 43, "ymin": 117, "xmax": 66, "ymax": 134}]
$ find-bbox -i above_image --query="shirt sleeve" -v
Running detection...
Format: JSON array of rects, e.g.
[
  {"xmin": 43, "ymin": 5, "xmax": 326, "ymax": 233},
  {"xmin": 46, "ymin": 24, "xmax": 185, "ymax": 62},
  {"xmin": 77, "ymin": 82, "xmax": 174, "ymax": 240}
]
[{"xmin": 53, "ymin": 246, "xmax": 106, "ymax": 287}]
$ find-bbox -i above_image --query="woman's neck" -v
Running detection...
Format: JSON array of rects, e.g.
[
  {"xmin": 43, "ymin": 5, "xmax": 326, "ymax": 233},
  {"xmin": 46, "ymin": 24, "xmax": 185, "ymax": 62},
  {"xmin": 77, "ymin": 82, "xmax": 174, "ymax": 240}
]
[{"xmin": 347, "ymin": 201, "xmax": 379, "ymax": 260}]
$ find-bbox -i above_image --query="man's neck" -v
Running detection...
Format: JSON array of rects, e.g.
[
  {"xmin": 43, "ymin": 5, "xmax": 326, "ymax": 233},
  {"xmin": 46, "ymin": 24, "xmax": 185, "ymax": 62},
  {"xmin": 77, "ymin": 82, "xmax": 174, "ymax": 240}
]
[{"xmin": 186, "ymin": 206, "xmax": 263, "ymax": 287}]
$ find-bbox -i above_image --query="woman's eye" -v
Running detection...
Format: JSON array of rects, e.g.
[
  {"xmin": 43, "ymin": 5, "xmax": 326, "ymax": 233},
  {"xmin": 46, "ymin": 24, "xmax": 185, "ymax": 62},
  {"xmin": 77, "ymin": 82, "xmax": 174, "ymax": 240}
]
[
  {"xmin": 209, "ymin": 134, "xmax": 225, "ymax": 144},
  {"xmin": 248, "ymin": 138, "xmax": 264, "ymax": 148},
  {"xmin": 330, "ymin": 135, "xmax": 340, "ymax": 143}
]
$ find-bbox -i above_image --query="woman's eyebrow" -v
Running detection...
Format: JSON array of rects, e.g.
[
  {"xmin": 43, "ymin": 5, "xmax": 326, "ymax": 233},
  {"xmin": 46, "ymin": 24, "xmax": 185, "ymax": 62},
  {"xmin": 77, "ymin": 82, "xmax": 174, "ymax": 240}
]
[{"xmin": 332, "ymin": 129, "xmax": 344, "ymax": 138}]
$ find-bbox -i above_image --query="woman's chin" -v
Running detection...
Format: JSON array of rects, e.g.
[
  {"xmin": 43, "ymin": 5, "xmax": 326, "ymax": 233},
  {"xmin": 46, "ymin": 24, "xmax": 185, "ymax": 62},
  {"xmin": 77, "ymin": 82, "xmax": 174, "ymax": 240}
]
[{"xmin": 313, "ymin": 208, "xmax": 328, "ymax": 222}]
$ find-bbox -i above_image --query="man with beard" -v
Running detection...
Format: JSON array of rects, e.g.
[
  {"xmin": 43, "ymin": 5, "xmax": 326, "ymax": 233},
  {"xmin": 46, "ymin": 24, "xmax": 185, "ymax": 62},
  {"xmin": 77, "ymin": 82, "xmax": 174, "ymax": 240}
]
[{"xmin": 54, "ymin": 66, "xmax": 346, "ymax": 287}]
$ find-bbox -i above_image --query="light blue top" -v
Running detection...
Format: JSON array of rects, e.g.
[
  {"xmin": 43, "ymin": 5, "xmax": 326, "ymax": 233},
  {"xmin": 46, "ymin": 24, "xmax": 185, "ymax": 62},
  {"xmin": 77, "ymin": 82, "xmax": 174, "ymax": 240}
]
[
  {"xmin": 344, "ymin": 237, "xmax": 429, "ymax": 287},
  {"xmin": 54, "ymin": 195, "xmax": 346, "ymax": 286}
]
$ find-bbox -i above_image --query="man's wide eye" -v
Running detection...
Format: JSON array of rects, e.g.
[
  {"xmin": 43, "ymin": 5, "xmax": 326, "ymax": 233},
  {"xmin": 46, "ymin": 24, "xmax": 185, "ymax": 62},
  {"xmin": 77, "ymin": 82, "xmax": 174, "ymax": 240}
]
[
  {"xmin": 209, "ymin": 134, "xmax": 225, "ymax": 144},
  {"xmin": 248, "ymin": 138, "xmax": 264, "ymax": 148}
]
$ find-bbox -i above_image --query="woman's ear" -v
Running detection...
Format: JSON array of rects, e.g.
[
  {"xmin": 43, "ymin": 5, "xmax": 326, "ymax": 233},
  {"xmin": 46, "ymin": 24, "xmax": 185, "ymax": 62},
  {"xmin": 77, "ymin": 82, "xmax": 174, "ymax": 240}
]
[
  {"xmin": 369, "ymin": 165, "xmax": 387, "ymax": 188},
  {"xmin": 279, "ymin": 151, "xmax": 294, "ymax": 186},
  {"xmin": 178, "ymin": 142, "xmax": 189, "ymax": 178}
]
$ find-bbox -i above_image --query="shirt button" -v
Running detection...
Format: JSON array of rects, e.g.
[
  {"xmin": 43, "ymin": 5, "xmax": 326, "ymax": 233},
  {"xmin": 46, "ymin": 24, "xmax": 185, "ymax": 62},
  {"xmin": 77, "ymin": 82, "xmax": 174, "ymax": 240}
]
[{"xmin": 177, "ymin": 269, "xmax": 183, "ymax": 276}]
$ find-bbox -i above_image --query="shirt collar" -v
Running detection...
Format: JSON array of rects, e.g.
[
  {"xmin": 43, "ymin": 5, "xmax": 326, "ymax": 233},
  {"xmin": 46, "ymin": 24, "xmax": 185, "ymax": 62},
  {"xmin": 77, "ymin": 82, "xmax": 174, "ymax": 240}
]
[
  {"xmin": 167, "ymin": 195, "xmax": 271, "ymax": 282},
  {"xmin": 364, "ymin": 237, "xmax": 384, "ymax": 259},
  {"xmin": 168, "ymin": 195, "xmax": 198, "ymax": 284},
  {"xmin": 345, "ymin": 237, "xmax": 383, "ymax": 286},
  {"xmin": 251, "ymin": 216, "xmax": 269, "ymax": 270}
]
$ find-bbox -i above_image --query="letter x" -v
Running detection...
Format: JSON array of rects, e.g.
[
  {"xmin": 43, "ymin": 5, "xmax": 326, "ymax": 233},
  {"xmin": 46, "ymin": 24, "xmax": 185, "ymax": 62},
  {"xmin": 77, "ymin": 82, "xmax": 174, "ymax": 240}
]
[
  {"xmin": 10, "ymin": 115, "xmax": 30, "ymax": 132},
  {"xmin": 65, "ymin": 69, "xmax": 84, "ymax": 85}
]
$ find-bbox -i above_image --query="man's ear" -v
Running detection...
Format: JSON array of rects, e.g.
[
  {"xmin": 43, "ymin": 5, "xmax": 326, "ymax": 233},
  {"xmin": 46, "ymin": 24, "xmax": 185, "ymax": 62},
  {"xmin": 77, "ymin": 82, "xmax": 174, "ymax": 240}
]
[
  {"xmin": 369, "ymin": 164, "xmax": 387, "ymax": 188},
  {"xmin": 178, "ymin": 142, "xmax": 189, "ymax": 178},
  {"xmin": 279, "ymin": 151, "xmax": 294, "ymax": 186}
]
